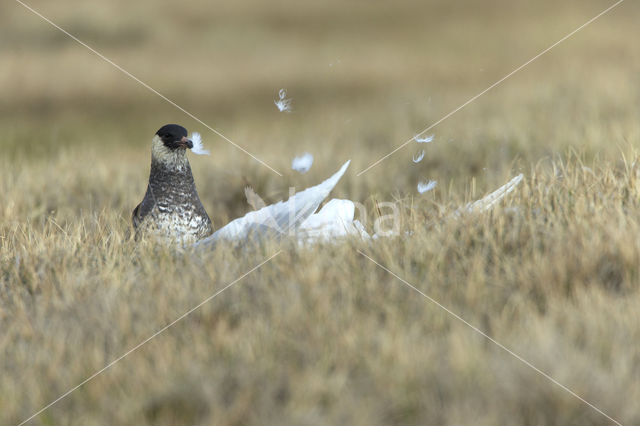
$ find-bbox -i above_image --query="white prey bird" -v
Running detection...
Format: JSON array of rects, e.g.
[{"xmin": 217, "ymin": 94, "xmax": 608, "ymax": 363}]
[{"xmin": 195, "ymin": 161, "xmax": 523, "ymax": 248}]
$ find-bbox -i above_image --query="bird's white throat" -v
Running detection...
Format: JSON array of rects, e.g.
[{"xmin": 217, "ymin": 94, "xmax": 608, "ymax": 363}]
[{"xmin": 151, "ymin": 134, "xmax": 189, "ymax": 169}]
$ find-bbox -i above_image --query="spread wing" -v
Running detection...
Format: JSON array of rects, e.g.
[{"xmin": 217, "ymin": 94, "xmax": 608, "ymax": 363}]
[
  {"xmin": 195, "ymin": 161, "xmax": 351, "ymax": 249},
  {"xmin": 456, "ymin": 174, "xmax": 524, "ymax": 217}
]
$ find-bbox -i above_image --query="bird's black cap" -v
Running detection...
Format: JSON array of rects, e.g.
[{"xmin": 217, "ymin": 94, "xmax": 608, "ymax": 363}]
[
  {"xmin": 156, "ymin": 124, "xmax": 188, "ymax": 139},
  {"xmin": 156, "ymin": 124, "xmax": 192, "ymax": 150}
]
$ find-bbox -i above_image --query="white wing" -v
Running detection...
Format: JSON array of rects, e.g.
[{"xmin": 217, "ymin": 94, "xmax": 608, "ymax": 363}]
[
  {"xmin": 459, "ymin": 174, "xmax": 523, "ymax": 215},
  {"xmin": 195, "ymin": 161, "xmax": 351, "ymax": 248}
]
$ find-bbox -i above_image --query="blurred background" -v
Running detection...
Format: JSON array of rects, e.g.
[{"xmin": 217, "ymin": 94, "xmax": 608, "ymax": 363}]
[{"xmin": 2, "ymin": 0, "xmax": 639, "ymax": 223}]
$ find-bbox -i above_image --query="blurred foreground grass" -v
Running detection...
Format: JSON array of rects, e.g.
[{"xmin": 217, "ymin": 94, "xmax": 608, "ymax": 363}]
[{"xmin": 1, "ymin": 0, "xmax": 640, "ymax": 424}]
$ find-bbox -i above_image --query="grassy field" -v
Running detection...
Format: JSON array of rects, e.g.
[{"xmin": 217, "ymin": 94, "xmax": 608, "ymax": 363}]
[{"xmin": 2, "ymin": 0, "xmax": 640, "ymax": 424}]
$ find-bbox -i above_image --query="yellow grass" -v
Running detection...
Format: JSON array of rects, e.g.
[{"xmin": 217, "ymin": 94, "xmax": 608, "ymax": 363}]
[{"xmin": 1, "ymin": 0, "xmax": 639, "ymax": 424}]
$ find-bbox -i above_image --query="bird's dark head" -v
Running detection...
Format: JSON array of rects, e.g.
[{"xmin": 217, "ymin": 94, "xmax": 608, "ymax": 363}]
[{"xmin": 155, "ymin": 124, "xmax": 193, "ymax": 150}]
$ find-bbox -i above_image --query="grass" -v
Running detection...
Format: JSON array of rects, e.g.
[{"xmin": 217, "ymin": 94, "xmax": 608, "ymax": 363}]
[{"xmin": 2, "ymin": 0, "xmax": 640, "ymax": 424}]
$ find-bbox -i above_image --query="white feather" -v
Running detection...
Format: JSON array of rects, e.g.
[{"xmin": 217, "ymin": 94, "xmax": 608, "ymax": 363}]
[
  {"xmin": 275, "ymin": 88, "xmax": 292, "ymax": 112},
  {"xmin": 292, "ymin": 153, "xmax": 314, "ymax": 173},
  {"xmin": 414, "ymin": 134, "xmax": 434, "ymax": 143},
  {"xmin": 190, "ymin": 132, "xmax": 210, "ymax": 155},
  {"xmin": 417, "ymin": 180, "xmax": 437, "ymax": 194},
  {"xmin": 461, "ymin": 174, "xmax": 523, "ymax": 213},
  {"xmin": 412, "ymin": 150, "xmax": 425, "ymax": 163}
]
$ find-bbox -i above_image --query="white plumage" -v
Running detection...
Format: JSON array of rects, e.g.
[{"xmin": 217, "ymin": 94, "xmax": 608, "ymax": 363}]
[
  {"xmin": 196, "ymin": 161, "xmax": 352, "ymax": 248},
  {"xmin": 417, "ymin": 180, "xmax": 437, "ymax": 194},
  {"xmin": 460, "ymin": 174, "xmax": 523, "ymax": 214},
  {"xmin": 190, "ymin": 132, "xmax": 210, "ymax": 155},
  {"xmin": 194, "ymin": 161, "xmax": 524, "ymax": 249},
  {"xmin": 412, "ymin": 150, "xmax": 425, "ymax": 163},
  {"xmin": 414, "ymin": 134, "xmax": 434, "ymax": 143},
  {"xmin": 274, "ymin": 89, "xmax": 292, "ymax": 112},
  {"xmin": 298, "ymin": 199, "xmax": 369, "ymax": 243},
  {"xmin": 292, "ymin": 153, "xmax": 314, "ymax": 173}
]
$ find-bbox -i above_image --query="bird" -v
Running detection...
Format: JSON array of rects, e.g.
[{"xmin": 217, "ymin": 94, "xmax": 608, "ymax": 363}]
[
  {"xmin": 134, "ymin": 124, "xmax": 523, "ymax": 248},
  {"xmin": 132, "ymin": 124, "xmax": 213, "ymax": 243}
]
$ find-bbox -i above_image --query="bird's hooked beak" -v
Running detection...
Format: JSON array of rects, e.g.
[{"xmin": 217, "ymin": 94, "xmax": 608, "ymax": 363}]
[{"xmin": 179, "ymin": 136, "xmax": 193, "ymax": 149}]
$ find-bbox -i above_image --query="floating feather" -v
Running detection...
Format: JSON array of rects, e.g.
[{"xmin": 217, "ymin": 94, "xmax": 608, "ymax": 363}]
[
  {"xmin": 414, "ymin": 134, "xmax": 434, "ymax": 143},
  {"xmin": 292, "ymin": 153, "xmax": 314, "ymax": 174},
  {"xmin": 412, "ymin": 150, "xmax": 425, "ymax": 163},
  {"xmin": 417, "ymin": 180, "xmax": 437, "ymax": 194},
  {"xmin": 275, "ymin": 88, "xmax": 292, "ymax": 112}
]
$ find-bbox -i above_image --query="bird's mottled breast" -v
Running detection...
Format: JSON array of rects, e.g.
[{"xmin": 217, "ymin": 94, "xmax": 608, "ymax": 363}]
[{"xmin": 134, "ymin": 159, "xmax": 212, "ymax": 243}]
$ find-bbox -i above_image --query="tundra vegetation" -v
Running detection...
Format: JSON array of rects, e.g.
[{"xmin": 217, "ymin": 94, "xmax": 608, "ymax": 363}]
[{"xmin": 1, "ymin": 0, "xmax": 638, "ymax": 424}]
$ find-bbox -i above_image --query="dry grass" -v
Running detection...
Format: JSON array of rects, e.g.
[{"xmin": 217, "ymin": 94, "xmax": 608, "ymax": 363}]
[{"xmin": 2, "ymin": 0, "xmax": 640, "ymax": 424}]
